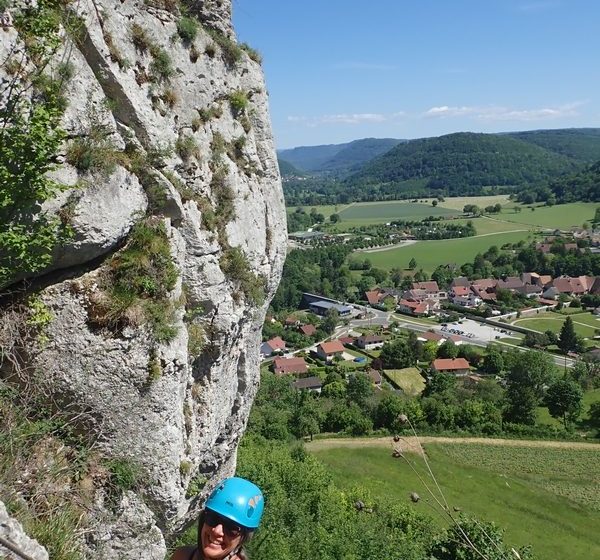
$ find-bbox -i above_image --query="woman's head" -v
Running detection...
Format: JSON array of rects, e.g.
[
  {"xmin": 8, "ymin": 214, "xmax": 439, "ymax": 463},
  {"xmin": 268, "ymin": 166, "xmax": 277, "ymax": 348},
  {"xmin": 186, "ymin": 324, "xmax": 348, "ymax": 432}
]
[{"xmin": 198, "ymin": 477, "xmax": 264, "ymax": 560}]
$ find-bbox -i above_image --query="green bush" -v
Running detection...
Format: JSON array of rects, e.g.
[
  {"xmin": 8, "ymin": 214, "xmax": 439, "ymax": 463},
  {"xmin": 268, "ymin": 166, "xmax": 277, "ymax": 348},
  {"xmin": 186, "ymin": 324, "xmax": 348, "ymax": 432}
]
[
  {"xmin": 176, "ymin": 134, "xmax": 200, "ymax": 161},
  {"xmin": 220, "ymin": 247, "xmax": 266, "ymax": 305},
  {"xmin": 104, "ymin": 458, "xmax": 142, "ymax": 493},
  {"xmin": 177, "ymin": 16, "xmax": 198, "ymax": 44},
  {"xmin": 130, "ymin": 23, "xmax": 151, "ymax": 52},
  {"xmin": 150, "ymin": 47, "xmax": 173, "ymax": 82},
  {"xmin": 206, "ymin": 28, "xmax": 242, "ymax": 65},
  {"xmin": 228, "ymin": 90, "xmax": 248, "ymax": 114},
  {"xmin": 97, "ymin": 220, "xmax": 179, "ymax": 342},
  {"xmin": 240, "ymin": 42, "xmax": 262, "ymax": 64}
]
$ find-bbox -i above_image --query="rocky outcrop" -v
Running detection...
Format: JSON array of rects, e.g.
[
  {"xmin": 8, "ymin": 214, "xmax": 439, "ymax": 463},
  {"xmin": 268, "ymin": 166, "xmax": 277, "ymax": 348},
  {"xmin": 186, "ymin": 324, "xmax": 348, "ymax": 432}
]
[
  {"xmin": 0, "ymin": 0, "xmax": 286, "ymax": 557},
  {"xmin": 0, "ymin": 501, "xmax": 49, "ymax": 560}
]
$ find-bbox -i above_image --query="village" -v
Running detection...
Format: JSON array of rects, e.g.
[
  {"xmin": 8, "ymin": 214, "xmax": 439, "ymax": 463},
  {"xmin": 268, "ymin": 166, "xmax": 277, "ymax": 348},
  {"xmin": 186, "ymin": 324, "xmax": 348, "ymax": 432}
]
[{"xmin": 260, "ymin": 262, "xmax": 600, "ymax": 394}]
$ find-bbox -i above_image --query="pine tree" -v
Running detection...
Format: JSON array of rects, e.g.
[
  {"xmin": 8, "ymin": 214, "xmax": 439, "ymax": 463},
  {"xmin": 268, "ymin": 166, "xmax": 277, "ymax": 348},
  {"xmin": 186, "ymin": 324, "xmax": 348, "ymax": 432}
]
[{"xmin": 558, "ymin": 316, "xmax": 579, "ymax": 354}]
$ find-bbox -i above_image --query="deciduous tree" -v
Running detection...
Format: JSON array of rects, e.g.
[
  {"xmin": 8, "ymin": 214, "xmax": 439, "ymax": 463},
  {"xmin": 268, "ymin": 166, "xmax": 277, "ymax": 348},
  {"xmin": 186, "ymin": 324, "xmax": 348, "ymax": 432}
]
[{"xmin": 545, "ymin": 378, "xmax": 583, "ymax": 429}]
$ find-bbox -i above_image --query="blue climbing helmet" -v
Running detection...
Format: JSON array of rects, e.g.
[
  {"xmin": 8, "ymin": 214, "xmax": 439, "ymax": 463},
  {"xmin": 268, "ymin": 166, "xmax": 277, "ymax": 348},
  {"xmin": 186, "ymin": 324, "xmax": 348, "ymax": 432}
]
[{"xmin": 205, "ymin": 476, "xmax": 264, "ymax": 530}]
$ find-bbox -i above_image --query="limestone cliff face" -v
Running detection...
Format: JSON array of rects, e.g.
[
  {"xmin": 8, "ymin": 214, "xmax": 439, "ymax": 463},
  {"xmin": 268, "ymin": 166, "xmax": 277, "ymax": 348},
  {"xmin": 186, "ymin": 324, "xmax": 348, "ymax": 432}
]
[{"xmin": 0, "ymin": 1, "xmax": 286, "ymax": 558}]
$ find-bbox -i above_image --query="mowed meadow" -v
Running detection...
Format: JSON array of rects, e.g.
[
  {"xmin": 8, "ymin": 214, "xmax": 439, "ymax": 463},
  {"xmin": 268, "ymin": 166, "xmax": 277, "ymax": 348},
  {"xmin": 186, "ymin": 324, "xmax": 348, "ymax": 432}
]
[
  {"xmin": 311, "ymin": 442, "xmax": 600, "ymax": 560},
  {"xmin": 306, "ymin": 199, "xmax": 600, "ymax": 273}
]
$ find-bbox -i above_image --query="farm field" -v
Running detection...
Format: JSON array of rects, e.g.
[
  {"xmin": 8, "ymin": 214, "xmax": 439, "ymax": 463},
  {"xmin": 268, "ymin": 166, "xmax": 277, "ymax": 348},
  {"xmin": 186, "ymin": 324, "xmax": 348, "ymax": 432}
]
[
  {"xmin": 312, "ymin": 443, "xmax": 600, "ymax": 560},
  {"xmin": 452, "ymin": 216, "xmax": 528, "ymax": 235},
  {"xmin": 364, "ymin": 231, "xmax": 533, "ymax": 273},
  {"xmin": 511, "ymin": 311, "xmax": 600, "ymax": 339},
  {"xmin": 337, "ymin": 201, "xmax": 460, "ymax": 223},
  {"xmin": 382, "ymin": 367, "xmax": 425, "ymax": 395},
  {"xmin": 436, "ymin": 194, "xmax": 511, "ymax": 210},
  {"xmin": 496, "ymin": 202, "xmax": 597, "ymax": 229}
]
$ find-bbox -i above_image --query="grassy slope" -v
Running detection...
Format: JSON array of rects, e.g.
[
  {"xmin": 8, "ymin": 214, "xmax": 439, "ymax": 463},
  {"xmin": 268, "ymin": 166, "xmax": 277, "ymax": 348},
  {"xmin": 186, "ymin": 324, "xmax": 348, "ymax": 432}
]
[{"xmin": 313, "ymin": 445, "xmax": 600, "ymax": 560}]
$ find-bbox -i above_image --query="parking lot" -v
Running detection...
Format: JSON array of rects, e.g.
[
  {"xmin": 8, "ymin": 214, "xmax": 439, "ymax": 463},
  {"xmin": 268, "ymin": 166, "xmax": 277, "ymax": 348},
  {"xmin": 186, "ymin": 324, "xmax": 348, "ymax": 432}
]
[{"xmin": 439, "ymin": 318, "xmax": 514, "ymax": 343}]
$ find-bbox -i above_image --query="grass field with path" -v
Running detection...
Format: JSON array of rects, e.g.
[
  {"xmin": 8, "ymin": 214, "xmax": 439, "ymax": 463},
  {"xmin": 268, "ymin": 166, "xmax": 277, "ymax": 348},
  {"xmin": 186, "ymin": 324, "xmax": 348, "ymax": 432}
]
[
  {"xmin": 512, "ymin": 311, "xmax": 600, "ymax": 339},
  {"xmin": 364, "ymin": 231, "xmax": 534, "ymax": 273},
  {"xmin": 311, "ymin": 442, "xmax": 600, "ymax": 560}
]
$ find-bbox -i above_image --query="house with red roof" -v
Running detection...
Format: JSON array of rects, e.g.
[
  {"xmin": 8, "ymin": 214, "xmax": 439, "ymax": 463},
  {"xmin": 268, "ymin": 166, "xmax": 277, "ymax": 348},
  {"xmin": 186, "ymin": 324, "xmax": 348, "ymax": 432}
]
[
  {"xmin": 551, "ymin": 275, "xmax": 595, "ymax": 296},
  {"xmin": 272, "ymin": 357, "xmax": 308, "ymax": 376},
  {"xmin": 298, "ymin": 324, "xmax": 317, "ymax": 337},
  {"xmin": 364, "ymin": 290, "xmax": 383, "ymax": 306},
  {"xmin": 316, "ymin": 340, "xmax": 345, "ymax": 362},
  {"xmin": 431, "ymin": 358, "xmax": 470, "ymax": 376},
  {"xmin": 417, "ymin": 331, "xmax": 446, "ymax": 345},
  {"xmin": 364, "ymin": 288, "xmax": 398, "ymax": 308},
  {"xmin": 338, "ymin": 336, "xmax": 356, "ymax": 346},
  {"xmin": 450, "ymin": 285, "xmax": 481, "ymax": 308},
  {"xmin": 397, "ymin": 298, "xmax": 439, "ymax": 316},
  {"xmin": 412, "ymin": 281, "xmax": 447, "ymax": 300},
  {"xmin": 260, "ymin": 336, "xmax": 286, "ymax": 358}
]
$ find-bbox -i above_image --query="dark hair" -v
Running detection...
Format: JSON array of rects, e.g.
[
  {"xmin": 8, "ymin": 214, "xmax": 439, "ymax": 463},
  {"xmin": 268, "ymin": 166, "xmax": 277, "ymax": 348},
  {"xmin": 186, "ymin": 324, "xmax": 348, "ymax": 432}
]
[{"xmin": 197, "ymin": 510, "xmax": 254, "ymax": 559}]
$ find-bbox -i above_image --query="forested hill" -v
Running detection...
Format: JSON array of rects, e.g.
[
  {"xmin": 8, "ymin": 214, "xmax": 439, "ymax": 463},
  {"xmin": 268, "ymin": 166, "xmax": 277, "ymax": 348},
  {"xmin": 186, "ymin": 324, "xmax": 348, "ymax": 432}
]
[
  {"xmin": 278, "ymin": 137, "xmax": 403, "ymax": 174},
  {"xmin": 517, "ymin": 159, "xmax": 600, "ymax": 203},
  {"xmin": 343, "ymin": 132, "xmax": 582, "ymax": 197},
  {"xmin": 507, "ymin": 128, "xmax": 600, "ymax": 163},
  {"xmin": 277, "ymin": 157, "xmax": 304, "ymax": 177}
]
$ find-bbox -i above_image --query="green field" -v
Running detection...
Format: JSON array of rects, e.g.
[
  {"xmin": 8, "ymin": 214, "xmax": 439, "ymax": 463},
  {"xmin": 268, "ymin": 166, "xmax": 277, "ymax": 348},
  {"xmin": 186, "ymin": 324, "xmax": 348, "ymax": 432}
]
[
  {"xmin": 497, "ymin": 202, "xmax": 598, "ymax": 230},
  {"xmin": 363, "ymin": 231, "xmax": 534, "ymax": 273},
  {"xmin": 382, "ymin": 367, "xmax": 425, "ymax": 395},
  {"xmin": 313, "ymin": 443, "xmax": 600, "ymax": 560},
  {"xmin": 512, "ymin": 312, "xmax": 600, "ymax": 339},
  {"xmin": 453, "ymin": 215, "xmax": 531, "ymax": 235},
  {"xmin": 338, "ymin": 201, "xmax": 461, "ymax": 223}
]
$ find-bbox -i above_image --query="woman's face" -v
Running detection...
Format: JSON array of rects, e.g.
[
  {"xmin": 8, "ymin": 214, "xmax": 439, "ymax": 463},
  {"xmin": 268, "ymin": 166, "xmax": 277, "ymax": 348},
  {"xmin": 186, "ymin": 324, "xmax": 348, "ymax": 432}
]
[{"xmin": 200, "ymin": 511, "xmax": 244, "ymax": 560}]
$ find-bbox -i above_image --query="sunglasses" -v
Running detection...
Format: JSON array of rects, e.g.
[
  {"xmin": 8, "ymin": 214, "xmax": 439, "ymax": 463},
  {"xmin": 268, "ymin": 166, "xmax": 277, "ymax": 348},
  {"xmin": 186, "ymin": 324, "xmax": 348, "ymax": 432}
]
[{"xmin": 204, "ymin": 510, "xmax": 243, "ymax": 539}]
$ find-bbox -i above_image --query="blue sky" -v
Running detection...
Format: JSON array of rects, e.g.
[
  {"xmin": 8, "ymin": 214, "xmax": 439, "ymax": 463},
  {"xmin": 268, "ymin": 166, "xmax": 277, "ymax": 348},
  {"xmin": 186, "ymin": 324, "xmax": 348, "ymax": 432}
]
[{"xmin": 232, "ymin": 0, "xmax": 600, "ymax": 149}]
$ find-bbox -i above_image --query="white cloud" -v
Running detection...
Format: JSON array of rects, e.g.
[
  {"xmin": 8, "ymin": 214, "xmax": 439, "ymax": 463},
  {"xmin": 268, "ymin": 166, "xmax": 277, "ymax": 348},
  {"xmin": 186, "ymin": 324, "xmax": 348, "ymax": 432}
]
[
  {"xmin": 423, "ymin": 102, "xmax": 583, "ymax": 122},
  {"xmin": 287, "ymin": 112, "xmax": 405, "ymax": 127},
  {"xmin": 321, "ymin": 113, "xmax": 386, "ymax": 124}
]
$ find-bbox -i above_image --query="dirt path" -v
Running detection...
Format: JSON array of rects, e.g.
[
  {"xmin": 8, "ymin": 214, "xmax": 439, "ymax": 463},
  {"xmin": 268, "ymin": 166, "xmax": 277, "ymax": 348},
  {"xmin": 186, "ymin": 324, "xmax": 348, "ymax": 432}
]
[{"xmin": 307, "ymin": 435, "xmax": 600, "ymax": 454}]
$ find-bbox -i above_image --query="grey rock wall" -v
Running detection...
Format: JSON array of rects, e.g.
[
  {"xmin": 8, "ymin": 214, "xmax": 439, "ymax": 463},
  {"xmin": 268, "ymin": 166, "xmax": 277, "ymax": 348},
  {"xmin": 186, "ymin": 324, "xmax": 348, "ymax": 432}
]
[{"xmin": 0, "ymin": 0, "xmax": 286, "ymax": 557}]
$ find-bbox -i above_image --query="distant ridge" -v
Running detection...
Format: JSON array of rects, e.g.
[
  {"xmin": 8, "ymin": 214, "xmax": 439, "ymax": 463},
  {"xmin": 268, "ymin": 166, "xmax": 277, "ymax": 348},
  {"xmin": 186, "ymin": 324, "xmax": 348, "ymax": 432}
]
[{"xmin": 278, "ymin": 137, "xmax": 404, "ymax": 175}]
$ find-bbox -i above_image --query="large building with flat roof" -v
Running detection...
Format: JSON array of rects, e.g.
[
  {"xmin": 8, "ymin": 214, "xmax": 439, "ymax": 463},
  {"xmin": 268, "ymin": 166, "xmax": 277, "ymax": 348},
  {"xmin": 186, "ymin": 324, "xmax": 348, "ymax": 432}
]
[{"xmin": 308, "ymin": 300, "xmax": 352, "ymax": 317}]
